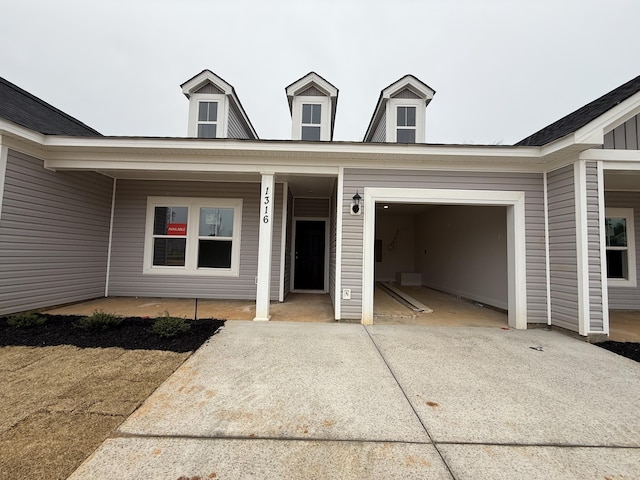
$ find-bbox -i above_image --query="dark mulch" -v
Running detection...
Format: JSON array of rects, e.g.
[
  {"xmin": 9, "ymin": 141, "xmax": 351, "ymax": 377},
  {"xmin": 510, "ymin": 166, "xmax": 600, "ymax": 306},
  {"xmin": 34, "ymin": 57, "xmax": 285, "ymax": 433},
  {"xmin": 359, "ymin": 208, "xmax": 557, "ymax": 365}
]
[
  {"xmin": 595, "ymin": 341, "xmax": 640, "ymax": 363},
  {"xmin": 0, "ymin": 315, "xmax": 225, "ymax": 353}
]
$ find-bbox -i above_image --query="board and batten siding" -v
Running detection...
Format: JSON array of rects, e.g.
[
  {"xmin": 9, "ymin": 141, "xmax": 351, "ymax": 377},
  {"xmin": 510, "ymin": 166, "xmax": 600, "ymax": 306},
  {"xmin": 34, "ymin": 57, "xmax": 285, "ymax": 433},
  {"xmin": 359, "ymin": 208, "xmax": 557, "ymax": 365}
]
[
  {"xmin": 0, "ymin": 150, "xmax": 112, "ymax": 315},
  {"xmin": 586, "ymin": 162, "xmax": 604, "ymax": 331},
  {"xmin": 108, "ymin": 180, "xmax": 283, "ymax": 301},
  {"xmin": 603, "ymin": 113, "xmax": 640, "ymax": 150},
  {"xmin": 605, "ymin": 190, "xmax": 640, "ymax": 309},
  {"xmin": 341, "ymin": 168, "xmax": 547, "ymax": 322},
  {"xmin": 547, "ymin": 165, "xmax": 579, "ymax": 331}
]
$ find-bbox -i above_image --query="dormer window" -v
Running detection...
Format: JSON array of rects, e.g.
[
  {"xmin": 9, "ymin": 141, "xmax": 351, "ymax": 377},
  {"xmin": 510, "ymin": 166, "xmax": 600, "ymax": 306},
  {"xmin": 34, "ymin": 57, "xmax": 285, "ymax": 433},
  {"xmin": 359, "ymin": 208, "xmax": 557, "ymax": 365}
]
[
  {"xmin": 301, "ymin": 103, "xmax": 322, "ymax": 141},
  {"xmin": 396, "ymin": 106, "xmax": 416, "ymax": 143},
  {"xmin": 286, "ymin": 72, "xmax": 338, "ymax": 141},
  {"xmin": 197, "ymin": 101, "xmax": 218, "ymax": 138},
  {"xmin": 181, "ymin": 70, "xmax": 258, "ymax": 140}
]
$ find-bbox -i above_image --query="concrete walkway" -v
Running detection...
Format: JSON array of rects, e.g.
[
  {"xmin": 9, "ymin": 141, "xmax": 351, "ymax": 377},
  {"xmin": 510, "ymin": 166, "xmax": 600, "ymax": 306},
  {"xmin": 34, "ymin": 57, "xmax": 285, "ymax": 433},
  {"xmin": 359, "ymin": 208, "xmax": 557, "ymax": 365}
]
[{"xmin": 69, "ymin": 322, "xmax": 640, "ymax": 479}]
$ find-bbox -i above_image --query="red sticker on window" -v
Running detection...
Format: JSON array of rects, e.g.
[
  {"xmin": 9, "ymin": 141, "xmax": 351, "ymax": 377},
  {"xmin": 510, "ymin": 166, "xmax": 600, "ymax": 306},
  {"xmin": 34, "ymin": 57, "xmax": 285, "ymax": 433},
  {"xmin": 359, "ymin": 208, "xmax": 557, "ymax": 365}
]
[{"xmin": 167, "ymin": 223, "xmax": 187, "ymax": 236}]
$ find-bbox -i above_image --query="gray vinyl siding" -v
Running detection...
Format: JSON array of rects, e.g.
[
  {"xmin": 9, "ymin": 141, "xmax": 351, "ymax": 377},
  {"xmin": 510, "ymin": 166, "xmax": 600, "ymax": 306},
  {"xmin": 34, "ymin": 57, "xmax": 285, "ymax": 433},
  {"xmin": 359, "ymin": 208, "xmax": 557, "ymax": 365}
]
[
  {"xmin": 294, "ymin": 197, "xmax": 330, "ymax": 217},
  {"xmin": 0, "ymin": 150, "xmax": 112, "ymax": 315},
  {"xmin": 605, "ymin": 190, "xmax": 640, "ymax": 309},
  {"xmin": 341, "ymin": 168, "xmax": 547, "ymax": 322},
  {"xmin": 108, "ymin": 180, "xmax": 283, "ymax": 301},
  {"xmin": 370, "ymin": 113, "xmax": 386, "ymax": 143},
  {"xmin": 329, "ymin": 182, "xmax": 337, "ymax": 307},
  {"xmin": 547, "ymin": 165, "xmax": 579, "ymax": 331},
  {"xmin": 603, "ymin": 114, "xmax": 640, "ymax": 150},
  {"xmin": 228, "ymin": 102, "xmax": 253, "ymax": 140},
  {"xmin": 284, "ymin": 187, "xmax": 293, "ymax": 297},
  {"xmin": 586, "ymin": 162, "xmax": 604, "ymax": 331}
]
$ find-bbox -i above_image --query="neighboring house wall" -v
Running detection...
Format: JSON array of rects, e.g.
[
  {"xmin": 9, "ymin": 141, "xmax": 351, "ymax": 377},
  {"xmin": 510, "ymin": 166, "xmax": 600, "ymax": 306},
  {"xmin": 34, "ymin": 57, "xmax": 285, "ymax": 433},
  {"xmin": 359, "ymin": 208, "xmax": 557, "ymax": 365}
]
[
  {"xmin": 416, "ymin": 205, "xmax": 508, "ymax": 310},
  {"xmin": 547, "ymin": 165, "xmax": 579, "ymax": 331},
  {"xmin": 341, "ymin": 168, "xmax": 547, "ymax": 322},
  {"xmin": 605, "ymin": 190, "xmax": 640, "ymax": 309},
  {"xmin": 585, "ymin": 162, "xmax": 605, "ymax": 331},
  {"xmin": 603, "ymin": 114, "xmax": 640, "ymax": 149},
  {"xmin": 108, "ymin": 180, "xmax": 283, "ymax": 301},
  {"xmin": 228, "ymin": 103, "xmax": 252, "ymax": 139},
  {"xmin": 0, "ymin": 150, "xmax": 112, "ymax": 315}
]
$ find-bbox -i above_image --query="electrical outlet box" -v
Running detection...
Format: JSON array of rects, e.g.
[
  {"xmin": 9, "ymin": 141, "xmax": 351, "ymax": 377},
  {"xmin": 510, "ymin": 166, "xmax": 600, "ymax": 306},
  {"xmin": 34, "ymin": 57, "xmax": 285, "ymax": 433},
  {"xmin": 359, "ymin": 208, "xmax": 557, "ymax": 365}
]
[{"xmin": 342, "ymin": 288, "xmax": 351, "ymax": 300}]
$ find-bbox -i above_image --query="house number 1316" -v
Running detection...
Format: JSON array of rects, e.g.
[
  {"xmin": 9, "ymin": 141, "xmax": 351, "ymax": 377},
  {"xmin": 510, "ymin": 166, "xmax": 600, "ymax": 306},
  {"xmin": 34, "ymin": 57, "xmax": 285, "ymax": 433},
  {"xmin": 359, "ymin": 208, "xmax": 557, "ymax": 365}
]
[{"xmin": 263, "ymin": 187, "xmax": 270, "ymax": 223}]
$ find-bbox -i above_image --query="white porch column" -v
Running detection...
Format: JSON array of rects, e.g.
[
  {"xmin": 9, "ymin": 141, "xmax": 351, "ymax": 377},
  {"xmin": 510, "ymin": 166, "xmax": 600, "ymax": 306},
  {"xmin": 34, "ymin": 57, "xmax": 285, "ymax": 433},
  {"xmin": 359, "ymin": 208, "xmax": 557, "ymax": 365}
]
[{"xmin": 254, "ymin": 173, "xmax": 275, "ymax": 321}]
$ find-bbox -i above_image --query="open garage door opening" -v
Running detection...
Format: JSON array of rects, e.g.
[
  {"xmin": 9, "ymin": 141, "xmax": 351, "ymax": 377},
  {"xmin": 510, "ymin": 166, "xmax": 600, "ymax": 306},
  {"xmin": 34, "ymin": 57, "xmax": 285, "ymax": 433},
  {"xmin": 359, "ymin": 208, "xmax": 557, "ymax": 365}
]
[
  {"xmin": 372, "ymin": 202, "xmax": 509, "ymax": 327},
  {"xmin": 362, "ymin": 187, "xmax": 527, "ymax": 329}
]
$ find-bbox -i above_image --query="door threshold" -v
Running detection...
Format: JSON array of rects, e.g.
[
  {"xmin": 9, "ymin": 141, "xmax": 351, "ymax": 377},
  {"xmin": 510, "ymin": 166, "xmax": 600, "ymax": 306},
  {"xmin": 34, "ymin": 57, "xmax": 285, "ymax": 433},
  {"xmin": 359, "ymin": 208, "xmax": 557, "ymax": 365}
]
[{"xmin": 291, "ymin": 289, "xmax": 326, "ymax": 294}]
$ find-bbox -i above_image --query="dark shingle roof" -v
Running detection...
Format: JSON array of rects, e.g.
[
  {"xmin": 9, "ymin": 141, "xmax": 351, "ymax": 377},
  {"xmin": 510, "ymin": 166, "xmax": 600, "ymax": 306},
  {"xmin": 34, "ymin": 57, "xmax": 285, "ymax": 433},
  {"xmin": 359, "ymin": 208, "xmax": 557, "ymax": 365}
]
[
  {"xmin": 516, "ymin": 75, "xmax": 640, "ymax": 146},
  {"xmin": 0, "ymin": 77, "xmax": 101, "ymax": 136}
]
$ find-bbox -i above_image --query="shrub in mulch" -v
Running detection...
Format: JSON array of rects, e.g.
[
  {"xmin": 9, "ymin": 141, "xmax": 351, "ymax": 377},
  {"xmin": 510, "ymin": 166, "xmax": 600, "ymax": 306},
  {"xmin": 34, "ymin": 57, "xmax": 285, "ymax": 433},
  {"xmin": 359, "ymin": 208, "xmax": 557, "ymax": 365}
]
[
  {"xmin": 0, "ymin": 314, "xmax": 225, "ymax": 353},
  {"xmin": 595, "ymin": 341, "xmax": 640, "ymax": 363}
]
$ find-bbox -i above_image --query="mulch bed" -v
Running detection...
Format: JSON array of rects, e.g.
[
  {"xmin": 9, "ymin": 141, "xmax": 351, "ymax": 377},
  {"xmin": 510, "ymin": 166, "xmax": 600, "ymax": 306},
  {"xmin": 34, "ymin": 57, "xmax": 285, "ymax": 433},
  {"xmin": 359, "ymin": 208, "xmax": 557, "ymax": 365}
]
[
  {"xmin": 0, "ymin": 315, "xmax": 225, "ymax": 353},
  {"xmin": 595, "ymin": 341, "xmax": 640, "ymax": 363}
]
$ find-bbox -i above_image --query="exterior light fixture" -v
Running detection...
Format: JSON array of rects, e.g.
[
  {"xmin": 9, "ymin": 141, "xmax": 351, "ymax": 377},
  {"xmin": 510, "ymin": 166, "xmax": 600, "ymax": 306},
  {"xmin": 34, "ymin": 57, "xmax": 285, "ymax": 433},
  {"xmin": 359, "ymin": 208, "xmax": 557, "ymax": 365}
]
[{"xmin": 350, "ymin": 191, "xmax": 362, "ymax": 216}]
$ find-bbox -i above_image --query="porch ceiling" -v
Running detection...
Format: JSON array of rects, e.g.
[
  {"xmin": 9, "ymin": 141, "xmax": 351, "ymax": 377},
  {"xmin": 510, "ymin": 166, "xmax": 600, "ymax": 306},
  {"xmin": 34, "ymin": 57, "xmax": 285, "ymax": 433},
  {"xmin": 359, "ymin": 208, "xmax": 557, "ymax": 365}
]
[{"xmin": 605, "ymin": 170, "xmax": 640, "ymax": 191}]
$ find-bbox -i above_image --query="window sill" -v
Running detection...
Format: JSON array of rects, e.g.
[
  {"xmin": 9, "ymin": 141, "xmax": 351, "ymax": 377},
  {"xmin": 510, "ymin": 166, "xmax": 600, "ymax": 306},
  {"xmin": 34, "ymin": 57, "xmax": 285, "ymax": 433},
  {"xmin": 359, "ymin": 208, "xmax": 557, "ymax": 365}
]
[{"xmin": 143, "ymin": 267, "xmax": 239, "ymax": 277}]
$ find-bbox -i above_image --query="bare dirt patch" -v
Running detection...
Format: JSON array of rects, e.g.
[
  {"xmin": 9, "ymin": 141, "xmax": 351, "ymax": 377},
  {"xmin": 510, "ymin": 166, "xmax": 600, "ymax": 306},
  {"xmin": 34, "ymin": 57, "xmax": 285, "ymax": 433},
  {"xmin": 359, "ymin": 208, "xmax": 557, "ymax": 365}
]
[{"xmin": 0, "ymin": 316, "xmax": 224, "ymax": 479}]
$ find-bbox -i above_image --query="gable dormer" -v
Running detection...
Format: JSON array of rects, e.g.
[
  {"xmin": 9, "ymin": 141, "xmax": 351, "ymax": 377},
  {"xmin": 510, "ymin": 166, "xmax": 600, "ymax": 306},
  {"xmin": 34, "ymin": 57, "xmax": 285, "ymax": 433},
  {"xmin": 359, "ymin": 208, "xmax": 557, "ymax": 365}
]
[
  {"xmin": 181, "ymin": 70, "xmax": 258, "ymax": 140},
  {"xmin": 286, "ymin": 72, "xmax": 338, "ymax": 141},
  {"xmin": 364, "ymin": 75, "xmax": 435, "ymax": 143}
]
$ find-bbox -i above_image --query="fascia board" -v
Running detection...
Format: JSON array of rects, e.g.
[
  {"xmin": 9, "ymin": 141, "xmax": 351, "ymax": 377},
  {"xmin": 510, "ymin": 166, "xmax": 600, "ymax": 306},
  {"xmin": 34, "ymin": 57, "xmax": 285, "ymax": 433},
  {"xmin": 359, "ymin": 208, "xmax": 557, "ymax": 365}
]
[
  {"xmin": 574, "ymin": 90, "xmax": 640, "ymax": 143},
  {"xmin": 381, "ymin": 75, "xmax": 435, "ymax": 101},
  {"xmin": 285, "ymin": 72, "xmax": 338, "ymax": 98},
  {"xmin": 580, "ymin": 149, "xmax": 640, "ymax": 162},
  {"xmin": 43, "ymin": 135, "xmax": 542, "ymax": 159},
  {"xmin": 181, "ymin": 70, "xmax": 232, "ymax": 97},
  {"xmin": 0, "ymin": 119, "xmax": 47, "ymax": 145}
]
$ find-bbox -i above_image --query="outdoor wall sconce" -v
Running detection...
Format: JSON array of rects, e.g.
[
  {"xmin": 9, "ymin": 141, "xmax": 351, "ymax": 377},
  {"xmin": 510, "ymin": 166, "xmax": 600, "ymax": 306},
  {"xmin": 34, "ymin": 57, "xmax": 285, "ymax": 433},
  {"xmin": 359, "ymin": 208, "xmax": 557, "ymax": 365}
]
[{"xmin": 350, "ymin": 191, "xmax": 362, "ymax": 216}]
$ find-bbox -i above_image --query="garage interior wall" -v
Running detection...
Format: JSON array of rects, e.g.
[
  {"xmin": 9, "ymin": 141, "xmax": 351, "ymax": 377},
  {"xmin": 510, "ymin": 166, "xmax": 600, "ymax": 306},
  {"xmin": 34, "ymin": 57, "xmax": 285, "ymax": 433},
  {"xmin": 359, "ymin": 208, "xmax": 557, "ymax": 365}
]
[{"xmin": 416, "ymin": 205, "xmax": 508, "ymax": 310}]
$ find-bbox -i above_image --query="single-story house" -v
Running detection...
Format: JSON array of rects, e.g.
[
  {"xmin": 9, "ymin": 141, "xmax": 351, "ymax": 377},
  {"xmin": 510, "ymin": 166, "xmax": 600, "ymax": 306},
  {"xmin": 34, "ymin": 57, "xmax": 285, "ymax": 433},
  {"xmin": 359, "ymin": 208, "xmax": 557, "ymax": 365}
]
[{"xmin": 0, "ymin": 70, "xmax": 638, "ymax": 338}]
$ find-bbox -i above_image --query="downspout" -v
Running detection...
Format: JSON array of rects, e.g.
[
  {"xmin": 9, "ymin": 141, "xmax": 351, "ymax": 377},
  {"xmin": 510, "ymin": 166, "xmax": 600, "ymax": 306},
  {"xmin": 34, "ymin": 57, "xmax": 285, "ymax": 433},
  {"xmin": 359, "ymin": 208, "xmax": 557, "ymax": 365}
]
[
  {"xmin": 105, "ymin": 178, "xmax": 117, "ymax": 297},
  {"xmin": 543, "ymin": 170, "xmax": 552, "ymax": 326}
]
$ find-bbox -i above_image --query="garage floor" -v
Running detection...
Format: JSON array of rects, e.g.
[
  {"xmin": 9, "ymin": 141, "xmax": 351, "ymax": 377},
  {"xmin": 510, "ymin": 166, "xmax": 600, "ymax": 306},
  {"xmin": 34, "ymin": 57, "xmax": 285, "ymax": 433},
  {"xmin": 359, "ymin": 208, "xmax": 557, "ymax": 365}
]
[{"xmin": 374, "ymin": 285, "xmax": 507, "ymax": 327}]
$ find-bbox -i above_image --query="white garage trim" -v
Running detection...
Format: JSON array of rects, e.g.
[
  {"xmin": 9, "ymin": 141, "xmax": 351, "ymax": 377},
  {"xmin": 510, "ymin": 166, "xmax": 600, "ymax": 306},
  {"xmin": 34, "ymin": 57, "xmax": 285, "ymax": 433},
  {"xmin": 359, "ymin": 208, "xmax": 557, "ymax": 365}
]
[{"xmin": 362, "ymin": 187, "xmax": 527, "ymax": 329}]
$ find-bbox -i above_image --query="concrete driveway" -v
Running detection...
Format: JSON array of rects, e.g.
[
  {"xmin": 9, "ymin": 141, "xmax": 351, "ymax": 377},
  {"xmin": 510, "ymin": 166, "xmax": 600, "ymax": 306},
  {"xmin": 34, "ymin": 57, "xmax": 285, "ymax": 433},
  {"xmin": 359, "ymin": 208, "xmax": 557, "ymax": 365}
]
[{"xmin": 70, "ymin": 322, "xmax": 640, "ymax": 479}]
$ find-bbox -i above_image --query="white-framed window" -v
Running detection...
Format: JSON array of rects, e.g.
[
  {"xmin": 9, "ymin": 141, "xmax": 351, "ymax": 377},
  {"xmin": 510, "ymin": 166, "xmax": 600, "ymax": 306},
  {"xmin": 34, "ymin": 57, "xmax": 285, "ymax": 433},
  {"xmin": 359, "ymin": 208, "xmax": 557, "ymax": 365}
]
[
  {"xmin": 144, "ymin": 197, "xmax": 242, "ymax": 276},
  {"xmin": 605, "ymin": 207, "xmax": 637, "ymax": 287},
  {"xmin": 301, "ymin": 103, "xmax": 321, "ymax": 141},
  {"xmin": 197, "ymin": 101, "xmax": 218, "ymax": 138},
  {"xmin": 396, "ymin": 106, "xmax": 416, "ymax": 143}
]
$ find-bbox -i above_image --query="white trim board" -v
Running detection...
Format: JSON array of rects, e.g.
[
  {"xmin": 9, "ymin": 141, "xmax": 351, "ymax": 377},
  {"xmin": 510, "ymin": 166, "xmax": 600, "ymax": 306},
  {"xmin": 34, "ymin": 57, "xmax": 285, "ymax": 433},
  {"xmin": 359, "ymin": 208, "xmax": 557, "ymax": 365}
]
[
  {"xmin": 361, "ymin": 187, "xmax": 527, "ymax": 329},
  {"xmin": 0, "ymin": 144, "xmax": 8, "ymax": 222}
]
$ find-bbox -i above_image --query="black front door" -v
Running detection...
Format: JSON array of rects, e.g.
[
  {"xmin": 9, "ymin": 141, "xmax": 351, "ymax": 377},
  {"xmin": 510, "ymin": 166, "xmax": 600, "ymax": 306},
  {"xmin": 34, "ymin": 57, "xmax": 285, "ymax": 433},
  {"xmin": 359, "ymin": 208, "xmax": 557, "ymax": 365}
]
[{"xmin": 294, "ymin": 220, "xmax": 325, "ymax": 290}]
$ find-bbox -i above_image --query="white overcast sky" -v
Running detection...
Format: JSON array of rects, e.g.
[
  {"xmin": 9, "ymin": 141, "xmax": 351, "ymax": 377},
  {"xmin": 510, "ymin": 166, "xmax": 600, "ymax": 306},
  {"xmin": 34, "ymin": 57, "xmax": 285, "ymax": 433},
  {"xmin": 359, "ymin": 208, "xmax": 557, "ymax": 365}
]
[{"xmin": 1, "ymin": 0, "xmax": 638, "ymax": 144}]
